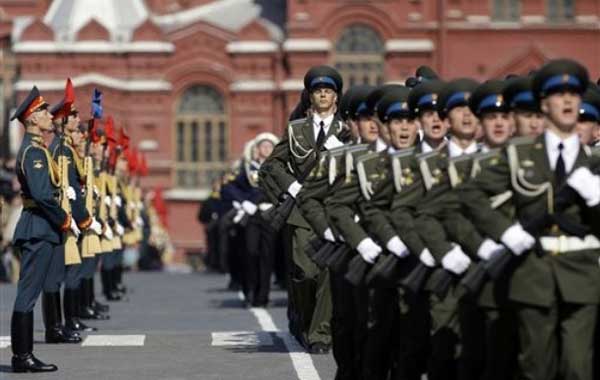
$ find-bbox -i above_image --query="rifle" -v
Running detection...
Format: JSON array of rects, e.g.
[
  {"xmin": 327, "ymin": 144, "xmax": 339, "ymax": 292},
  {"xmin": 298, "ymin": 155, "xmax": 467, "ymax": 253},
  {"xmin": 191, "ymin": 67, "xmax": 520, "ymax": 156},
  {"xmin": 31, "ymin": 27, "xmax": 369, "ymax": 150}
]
[{"xmin": 81, "ymin": 150, "xmax": 102, "ymax": 258}]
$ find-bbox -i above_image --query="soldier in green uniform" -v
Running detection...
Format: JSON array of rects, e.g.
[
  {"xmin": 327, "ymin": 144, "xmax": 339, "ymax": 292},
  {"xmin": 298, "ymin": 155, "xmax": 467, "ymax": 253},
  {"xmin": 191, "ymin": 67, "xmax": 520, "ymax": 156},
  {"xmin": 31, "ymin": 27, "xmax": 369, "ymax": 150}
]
[
  {"xmin": 576, "ymin": 83, "xmax": 600, "ymax": 146},
  {"xmin": 260, "ymin": 65, "xmax": 346, "ymax": 353},
  {"xmin": 10, "ymin": 87, "xmax": 78, "ymax": 372},
  {"xmin": 504, "ymin": 76, "xmax": 545, "ymax": 138},
  {"xmin": 462, "ymin": 59, "xmax": 600, "ymax": 380}
]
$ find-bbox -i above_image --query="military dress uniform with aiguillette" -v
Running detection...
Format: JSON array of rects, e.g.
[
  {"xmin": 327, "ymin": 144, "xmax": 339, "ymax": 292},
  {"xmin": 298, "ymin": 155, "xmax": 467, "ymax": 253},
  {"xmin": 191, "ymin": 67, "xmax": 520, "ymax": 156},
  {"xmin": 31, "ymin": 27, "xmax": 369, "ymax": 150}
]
[
  {"xmin": 259, "ymin": 66, "xmax": 344, "ymax": 350},
  {"xmin": 462, "ymin": 60, "xmax": 600, "ymax": 380}
]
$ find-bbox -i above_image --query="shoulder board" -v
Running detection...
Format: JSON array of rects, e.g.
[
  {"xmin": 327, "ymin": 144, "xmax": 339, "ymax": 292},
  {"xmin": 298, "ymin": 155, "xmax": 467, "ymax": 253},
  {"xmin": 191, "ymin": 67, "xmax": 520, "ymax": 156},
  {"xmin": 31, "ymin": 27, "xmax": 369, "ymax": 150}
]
[
  {"xmin": 289, "ymin": 117, "xmax": 308, "ymax": 128},
  {"xmin": 447, "ymin": 153, "xmax": 476, "ymax": 188},
  {"xmin": 416, "ymin": 150, "xmax": 445, "ymax": 191},
  {"xmin": 344, "ymin": 144, "xmax": 369, "ymax": 183},
  {"xmin": 327, "ymin": 146, "xmax": 347, "ymax": 185},
  {"xmin": 391, "ymin": 147, "xmax": 417, "ymax": 193},
  {"xmin": 470, "ymin": 149, "xmax": 501, "ymax": 177},
  {"xmin": 356, "ymin": 151, "xmax": 385, "ymax": 201},
  {"xmin": 507, "ymin": 135, "xmax": 536, "ymax": 147}
]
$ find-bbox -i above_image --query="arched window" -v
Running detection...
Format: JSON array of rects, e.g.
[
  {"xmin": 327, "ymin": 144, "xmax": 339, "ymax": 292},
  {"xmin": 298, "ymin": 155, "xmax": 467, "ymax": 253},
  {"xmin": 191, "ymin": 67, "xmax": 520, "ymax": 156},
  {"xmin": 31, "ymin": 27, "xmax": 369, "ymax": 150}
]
[
  {"xmin": 175, "ymin": 85, "xmax": 228, "ymax": 189},
  {"xmin": 334, "ymin": 24, "xmax": 385, "ymax": 87}
]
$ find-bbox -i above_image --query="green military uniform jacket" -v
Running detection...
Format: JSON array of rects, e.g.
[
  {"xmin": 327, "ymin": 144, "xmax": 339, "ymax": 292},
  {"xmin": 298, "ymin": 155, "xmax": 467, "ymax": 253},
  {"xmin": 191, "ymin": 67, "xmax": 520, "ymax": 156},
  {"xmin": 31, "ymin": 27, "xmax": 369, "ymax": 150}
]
[{"xmin": 461, "ymin": 134, "xmax": 600, "ymax": 308}]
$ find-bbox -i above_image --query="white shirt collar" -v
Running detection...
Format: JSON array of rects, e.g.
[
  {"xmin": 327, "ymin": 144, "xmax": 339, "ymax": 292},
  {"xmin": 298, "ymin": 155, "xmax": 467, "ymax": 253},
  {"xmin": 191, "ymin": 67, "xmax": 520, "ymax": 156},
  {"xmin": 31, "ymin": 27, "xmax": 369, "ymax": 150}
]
[
  {"xmin": 544, "ymin": 129, "xmax": 580, "ymax": 172},
  {"xmin": 448, "ymin": 139, "xmax": 478, "ymax": 158},
  {"xmin": 313, "ymin": 113, "xmax": 334, "ymax": 140},
  {"xmin": 421, "ymin": 140, "xmax": 434, "ymax": 153},
  {"xmin": 375, "ymin": 138, "xmax": 388, "ymax": 152}
]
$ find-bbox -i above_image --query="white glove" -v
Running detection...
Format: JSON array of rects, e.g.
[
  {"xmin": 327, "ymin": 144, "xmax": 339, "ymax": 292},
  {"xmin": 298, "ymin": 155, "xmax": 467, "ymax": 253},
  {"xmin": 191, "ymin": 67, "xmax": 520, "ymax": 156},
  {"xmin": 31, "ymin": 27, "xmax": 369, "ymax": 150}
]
[
  {"xmin": 356, "ymin": 238, "xmax": 382, "ymax": 264},
  {"xmin": 104, "ymin": 195, "xmax": 111, "ymax": 207},
  {"xmin": 104, "ymin": 224, "xmax": 114, "ymax": 240},
  {"xmin": 233, "ymin": 209, "xmax": 245, "ymax": 224},
  {"xmin": 137, "ymin": 201, "xmax": 144, "ymax": 210},
  {"xmin": 419, "ymin": 248, "xmax": 436, "ymax": 267},
  {"xmin": 114, "ymin": 196, "xmax": 123, "ymax": 207},
  {"xmin": 477, "ymin": 239, "xmax": 504, "ymax": 261},
  {"xmin": 70, "ymin": 218, "xmax": 81, "ymax": 238},
  {"xmin": 323, "ymin": 228, "xmax": 336, "ymax": 242},
  {"xmin": 242, "ymin": 200, "xmax": 258, "ymax": 216},
  {"xmin": 386, "ymin": 236, "xmax": 409, "ymax": 258},
  {"xmin": 90, "ymin": 218, "xmax": 103, "ymax": 235},
  {"xmin": 136, "ymin": 216, "xmax": 144, "ymax": 227},
  {"xmin": 232, "ymin": 201, "xmax": 242, "ymax": 210},
  {"xmin": 287, "ymin": 181, "xmax": 302, "ymax": 199},
  {"xmin": 115, "ymin": 223, "xmax": 125, "ymax": 236},
  {"xmin": 441, "ymin": 245, "xmax": 471, "ymax": 275},
  {"xmin": 501, "ymin": 223, "xmax": 535, "ymax": 256},
  {"xmin": 567, "ymin": 167, "xmax": 600, "ymax": 207},
  {"xmin": 93, "ymin": 186, "xmax": 99, "ymax": 197},
  {"xmin": 66, "ymin": 186, "xmax": 76, "ymax": 200}
]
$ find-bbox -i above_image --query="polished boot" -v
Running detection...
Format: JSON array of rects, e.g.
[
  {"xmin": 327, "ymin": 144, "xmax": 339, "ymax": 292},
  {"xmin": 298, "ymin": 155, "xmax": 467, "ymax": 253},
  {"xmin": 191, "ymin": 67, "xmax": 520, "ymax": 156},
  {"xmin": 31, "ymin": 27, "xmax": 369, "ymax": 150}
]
[
  {"xmin": 42, "ymin": 292, "xmax": 81, "ymax": 344},
  {"xmin": 89, "ymin": 278, "xmax": 110, "ymax": 313},
  {"xmin": 79, "ymin": 281, "xmax": 109, "ymax": 320},
  {"xmin": 114, "ymin": 266, "xmax": 127, "ymax": 294},
  {"xmin": 11, "ymin": 311, "xmax": 58, "ymax": 373},
  {"xmin": 102, "ymin": 270, "xmax": 121, "ymax": 301},
  {"xmin": 64, "ymin": 288, "xmax": 96, "ymax": 332}
]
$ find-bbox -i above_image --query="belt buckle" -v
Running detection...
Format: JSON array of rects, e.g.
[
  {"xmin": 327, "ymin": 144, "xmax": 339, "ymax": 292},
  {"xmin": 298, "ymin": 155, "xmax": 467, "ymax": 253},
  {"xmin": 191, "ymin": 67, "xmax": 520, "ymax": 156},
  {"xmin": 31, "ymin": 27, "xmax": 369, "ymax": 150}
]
[{"xmin": 552, "ymin": 235, "xmax": 568, "ymax": 256}]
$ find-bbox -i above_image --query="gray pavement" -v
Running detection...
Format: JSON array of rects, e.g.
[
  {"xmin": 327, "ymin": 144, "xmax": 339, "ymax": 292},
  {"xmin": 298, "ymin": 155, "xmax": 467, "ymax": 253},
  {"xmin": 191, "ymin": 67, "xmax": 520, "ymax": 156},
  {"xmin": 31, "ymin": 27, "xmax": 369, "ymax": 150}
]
[{"xmin": 0, "ymin": 271, "xmax": 336, "ymax": 380}]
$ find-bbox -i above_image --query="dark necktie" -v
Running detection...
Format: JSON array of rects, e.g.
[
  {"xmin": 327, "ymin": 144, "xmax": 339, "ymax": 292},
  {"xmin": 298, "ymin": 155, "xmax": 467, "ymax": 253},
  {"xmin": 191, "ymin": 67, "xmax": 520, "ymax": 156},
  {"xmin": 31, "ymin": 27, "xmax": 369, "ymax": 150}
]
[
  {"xmin": 316, "ymin": 120, "xmax": 326, "ymax": 147},
  {"xmin": 555, "ymin": 142, "xmax": 566, "ymax": 185}
]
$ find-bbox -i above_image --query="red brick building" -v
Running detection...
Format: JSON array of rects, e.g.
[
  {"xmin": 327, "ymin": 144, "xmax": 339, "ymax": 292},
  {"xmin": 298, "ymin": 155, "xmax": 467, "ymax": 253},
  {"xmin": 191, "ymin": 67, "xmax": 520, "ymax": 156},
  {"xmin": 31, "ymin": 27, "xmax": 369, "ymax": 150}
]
[{"xmin": 1, "ymin": 0, "xmax": 599, "ymax": 257}]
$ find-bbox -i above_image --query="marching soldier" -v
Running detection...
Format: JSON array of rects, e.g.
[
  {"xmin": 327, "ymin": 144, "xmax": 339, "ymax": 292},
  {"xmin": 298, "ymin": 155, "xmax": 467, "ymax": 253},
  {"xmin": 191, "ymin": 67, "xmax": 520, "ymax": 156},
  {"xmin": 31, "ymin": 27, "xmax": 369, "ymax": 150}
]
[
  {"xmin": 576, "ymin": 83, "xmax": 600, "ymax": 146},
  {"xmin": 503, "ymin": 75, "xmax": 545, "ymax": 138},
  {"xmin": 260, "ymin": 65, "xmax": 346, "ymax": 353},
  {"xmin": 9, "ymin": 86, "xmax": 74, "ymax": 372},
  {"xmin": 462, "ymin": 59, "xmax": 600, "ymax": 380}
]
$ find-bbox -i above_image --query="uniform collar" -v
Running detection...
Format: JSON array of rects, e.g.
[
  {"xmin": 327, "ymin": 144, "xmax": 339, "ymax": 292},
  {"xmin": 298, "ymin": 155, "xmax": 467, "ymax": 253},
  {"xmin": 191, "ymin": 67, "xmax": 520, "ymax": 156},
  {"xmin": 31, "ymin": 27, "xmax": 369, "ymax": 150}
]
[{"xmin": 544, "ymin": 129, "xmax": 580, "ymax": 172}]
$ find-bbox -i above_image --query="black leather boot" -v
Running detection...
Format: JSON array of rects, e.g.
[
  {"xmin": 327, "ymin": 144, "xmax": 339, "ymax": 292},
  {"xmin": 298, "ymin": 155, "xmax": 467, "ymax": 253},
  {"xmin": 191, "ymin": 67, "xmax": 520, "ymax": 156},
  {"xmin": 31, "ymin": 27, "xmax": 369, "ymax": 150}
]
[
  {"xmin": 64, "ymin": 288, "xmax": 96, "ymax": 332},
  {"xmin": 114, "ymin": 266, "xmax": 127, "ymax": 294},
  {"xmin": 79, "ymin": 281, "xmax": 109, "ymax": 320},
  {"xmin": 102, "ymin": 270, "xmax": 121, "ymax": 301},
  {"xmin": 42, "ymin": 292, "xmax": 81, "ymax": 344},
  {"xmin": 12, "ymin": 311, "xmax": 58, "ymax": 373},
  {"xmin": 89, "ymin": 278, "xmax": 110, "ymax": 313}
]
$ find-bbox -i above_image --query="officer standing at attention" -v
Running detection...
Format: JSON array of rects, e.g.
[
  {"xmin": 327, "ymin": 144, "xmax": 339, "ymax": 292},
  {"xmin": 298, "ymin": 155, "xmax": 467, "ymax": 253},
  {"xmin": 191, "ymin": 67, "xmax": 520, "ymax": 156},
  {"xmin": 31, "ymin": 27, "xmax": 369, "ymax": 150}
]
[
  {"xmin": 260, "ymin": 65, "xmax": 345, "ymax": 353},
  {"xmin": 462, "ymin": 59, "xmax": 600, "ymax": 380},
  {"xmin": 10, "ymin": 86, "xmax": 79, "ymax": 372}
]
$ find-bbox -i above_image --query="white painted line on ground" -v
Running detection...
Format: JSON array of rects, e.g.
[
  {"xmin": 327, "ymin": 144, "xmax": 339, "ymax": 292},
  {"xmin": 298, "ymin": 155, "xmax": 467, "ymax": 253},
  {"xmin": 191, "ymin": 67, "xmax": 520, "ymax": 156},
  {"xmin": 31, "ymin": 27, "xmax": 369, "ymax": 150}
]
[
  {"xmin": 82, "ymin": 335, "xmax": 146, "ymax": 347},
  {"xmin": 0, "ymin": 336, "xmax": 10, "ymax": 349},
  {"xmin": 211, "ymin": 331, "xmax": 274, "ymax": 347},
  {"xmin": 237, "ymin": 291, "xmax": 321, "ymax": 380}
]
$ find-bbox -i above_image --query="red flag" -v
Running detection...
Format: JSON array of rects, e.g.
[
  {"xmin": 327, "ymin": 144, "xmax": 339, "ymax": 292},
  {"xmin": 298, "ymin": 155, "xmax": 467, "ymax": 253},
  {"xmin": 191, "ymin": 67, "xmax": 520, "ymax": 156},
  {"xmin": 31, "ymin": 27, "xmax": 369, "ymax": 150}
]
[
  {"xmin": 138, "ymin": 152, "xmax": 148, "ymax": 176},
  {"xmin": 104, "ymin": 116, "xmax": 116, "ymax": 145},
  {"xmin": 52, "ymin": 78, "xmax": 75, "ymax": 119},
  {"xmin": 118, "ymin": 127, "xmax": 130, "ymax": 150},
  {"xmin": 127, "ymin": 147, "xmax": 138, "ymax": 174}
]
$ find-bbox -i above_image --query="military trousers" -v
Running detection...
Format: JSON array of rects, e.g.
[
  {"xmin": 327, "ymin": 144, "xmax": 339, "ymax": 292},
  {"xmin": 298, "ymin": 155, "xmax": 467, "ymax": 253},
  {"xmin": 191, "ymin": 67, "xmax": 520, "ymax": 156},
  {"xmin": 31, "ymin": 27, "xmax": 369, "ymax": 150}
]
[
  {"xmin": 329, "ymin": 262, "xmax": 367, "ymax": 380},
  {"xmin": 515, "ymin": 301, "xmax": 597, "ymax": 380},
  {"xmin": 80, "ymin": 256, "xmax": 98, "ymax": 280},
  {"xmin": 288, "ymin": 225, "xmax": 332, "ymax": 347},
  {"xmin": 243, "ymin": 216, "xmax": 276, "ymax": 305},
  {"xmin": 42, "ymin": 242, "xmax": 65, "ymax": 293},
  {"xmin": 14, "ymin": 239, "xmax": 59, "ymax": 312}
]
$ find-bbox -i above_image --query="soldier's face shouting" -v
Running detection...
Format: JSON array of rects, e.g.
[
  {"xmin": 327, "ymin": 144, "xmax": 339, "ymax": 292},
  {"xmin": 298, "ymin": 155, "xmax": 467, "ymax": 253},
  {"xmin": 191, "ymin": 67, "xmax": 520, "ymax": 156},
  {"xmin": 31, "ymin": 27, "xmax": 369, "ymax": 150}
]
[
  {"xmin": 513, "ymin": 111, "xmax": 545, "ymax": 138},
  {"xmin": 419, "ymin": 110, "xmax": 446, "ymax": 142},
  {"xmin": 541, "ymin": 91, "xmax": 581, "ymax": 134},
  {"xmin": 388, "ymin": 118, "xmax": 418, "ymax": 149},
  {"xmin": 357, "ymin": 115, "xmax": 379, "ymax": 143},
  {"xmin": 310, "ymin": 88, "xmax": 337, "ymax": 114},
  {"xmin": 481, "ymin": 112, "xmax": 514, "ymax": 148},
  {"xmin": 447, "ymin": 105, "xmax": 478, "ymax": 139}
]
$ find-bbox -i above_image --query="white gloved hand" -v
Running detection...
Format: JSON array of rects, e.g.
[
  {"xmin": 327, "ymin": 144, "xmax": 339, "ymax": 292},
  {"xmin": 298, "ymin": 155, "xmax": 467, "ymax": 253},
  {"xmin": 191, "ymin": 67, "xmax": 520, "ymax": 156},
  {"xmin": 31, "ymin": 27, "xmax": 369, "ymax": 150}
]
[
  {"xmin": 115, "ymin": 223, "xmax": 125, "ymax": 236},
  {"xmin": 356, "ymin": 238, "xmax": 382, "ymax": 264},
  {"xmin": 501, "ymin": 223, "xmax": 535, "ymax": 256},
  {"xmin": 136, "ymin": 216, "xmax": 144, "ymax": 227},
  {"xmin": 287, "ymin": 181, "xmax": 302, "ymax": 199},
  {"xmin": 567, "ymin": 167, "xmax": 600, "ymax": 207},
  {"xmin": 70, "ymin": 218, "xmax": 81, "ymax": 238},
  {"xmin": 137, "ymin": 201, "xmax": 144, "ymax": 210},
  {"xmin": 232, "ymin": 201, "xmax": 242, "ymax": 210},
  {"xmin": 90, "ymin": 218, "xmax": 103, "ymax": 235},
  {"xmin": 93, "ymin": 185, "xmax": 99, "ymax": 197},
  {"xmin": 104, "ymin": 195, "xmax": 111, "ymax": 207},
  {"xmin": 104, "ymin": 224, "xmax": 114, "ymax": 240},
  {"xmin": 477, "ymin": 239, "xmax": 504, "ymax": 261},
  {"xmin": 66, "ymin": 186, "xmax": 76, "ymax": 201},
  {"xmin": 441, "ymin": 245, "xmax": 471, "ymax": 275},
  {"xmin": 242, "ymin": 200, "xmax": 258, "ymax": 216},
  {"xmin": 386, "ymin": 236, "xmax": 409, "ymax": 258},
  {"xmin": 419, "ymin": 248, "xmax": 436, "ymax": 267},
  {"xmin": 233, "ymin": 209, "xmax": 245, "ymax": 224},
  {"xmin": 114, "ymin": 196, "xmax": 123, "ymax": 207},
  {"xmin": 323, "ymin": 228, "xmax": 336, "ymax": 242}
]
